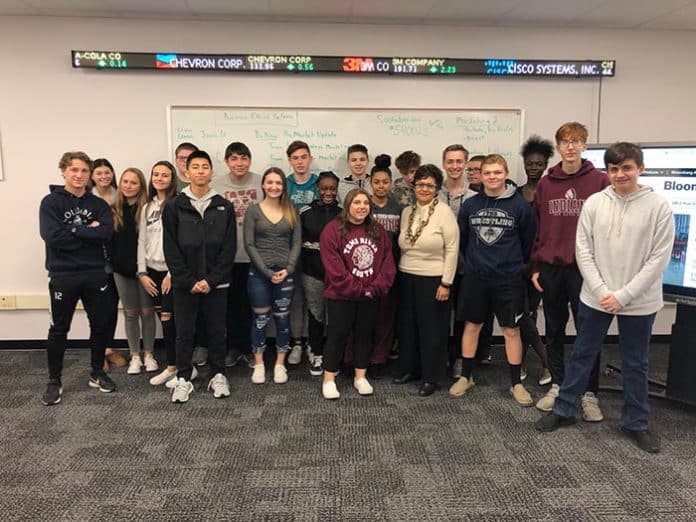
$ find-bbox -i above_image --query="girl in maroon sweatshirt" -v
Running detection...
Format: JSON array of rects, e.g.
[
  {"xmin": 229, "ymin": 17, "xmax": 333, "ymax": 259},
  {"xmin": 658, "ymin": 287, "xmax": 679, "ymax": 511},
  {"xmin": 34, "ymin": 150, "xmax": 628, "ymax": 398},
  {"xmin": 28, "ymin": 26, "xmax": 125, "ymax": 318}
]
[{"xmin": 319, "ymin": 188, "xmax": 396, "ymax": 399}]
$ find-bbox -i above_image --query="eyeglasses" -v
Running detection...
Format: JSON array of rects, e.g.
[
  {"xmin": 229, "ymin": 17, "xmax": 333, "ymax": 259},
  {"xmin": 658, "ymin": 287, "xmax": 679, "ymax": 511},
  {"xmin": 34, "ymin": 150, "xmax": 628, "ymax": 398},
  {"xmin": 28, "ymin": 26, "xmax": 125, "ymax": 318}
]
[
  {"xmin": 466, "ymin": 168, "xmax": 481, "ymax": 173},
  {"xmin": 414, "ymin": 182, "xmax": 437, "ymax": 190},
  {"xmin": 558, "ymin": 139, "xmax": 585, "ymax": 148}
]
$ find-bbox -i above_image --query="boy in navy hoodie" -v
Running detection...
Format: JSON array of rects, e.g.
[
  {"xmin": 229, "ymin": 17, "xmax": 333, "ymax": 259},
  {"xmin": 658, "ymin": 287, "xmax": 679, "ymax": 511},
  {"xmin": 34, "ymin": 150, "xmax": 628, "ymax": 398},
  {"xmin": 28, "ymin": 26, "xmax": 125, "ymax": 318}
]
[
  {"xmin": 39, "ymin": 151, "xmax": 117, "ymax": 405},
  {"xmin": 449, "ymin": 154, "xmax": 536, "ymax": 406}
]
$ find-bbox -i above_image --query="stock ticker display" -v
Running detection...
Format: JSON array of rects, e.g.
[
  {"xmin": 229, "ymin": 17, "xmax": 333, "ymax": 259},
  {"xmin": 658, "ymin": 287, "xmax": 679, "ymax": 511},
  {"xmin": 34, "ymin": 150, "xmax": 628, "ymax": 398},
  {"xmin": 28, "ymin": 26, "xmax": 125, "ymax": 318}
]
[{"xmin": 72, "ymin": 51, "xmax": 615, "ymax": 78}]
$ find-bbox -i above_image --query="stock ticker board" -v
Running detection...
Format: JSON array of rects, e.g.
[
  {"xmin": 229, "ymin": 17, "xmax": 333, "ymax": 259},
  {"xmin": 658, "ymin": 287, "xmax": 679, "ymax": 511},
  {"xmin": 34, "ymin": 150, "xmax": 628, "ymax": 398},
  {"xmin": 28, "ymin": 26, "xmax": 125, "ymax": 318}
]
[{"xmin": 71, "ymin": 51, "xmax": 615, "ymax": 78}]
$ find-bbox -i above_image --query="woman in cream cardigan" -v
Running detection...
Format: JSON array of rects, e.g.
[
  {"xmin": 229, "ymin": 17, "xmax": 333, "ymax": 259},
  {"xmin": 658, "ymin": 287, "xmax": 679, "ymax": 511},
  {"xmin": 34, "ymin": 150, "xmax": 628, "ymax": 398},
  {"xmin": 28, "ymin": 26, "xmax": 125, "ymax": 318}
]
[{"xmin": 393, "ymin": 164, "xmax": 459, "ymax": 396}]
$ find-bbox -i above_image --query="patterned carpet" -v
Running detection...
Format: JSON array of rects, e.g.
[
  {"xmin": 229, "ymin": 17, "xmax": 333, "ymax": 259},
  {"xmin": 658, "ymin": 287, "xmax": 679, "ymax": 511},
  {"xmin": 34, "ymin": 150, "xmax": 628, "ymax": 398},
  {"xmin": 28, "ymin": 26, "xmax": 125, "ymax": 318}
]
[{"xmin": 1, "ymin": 345, "xmax": 695, "ymax": 521}]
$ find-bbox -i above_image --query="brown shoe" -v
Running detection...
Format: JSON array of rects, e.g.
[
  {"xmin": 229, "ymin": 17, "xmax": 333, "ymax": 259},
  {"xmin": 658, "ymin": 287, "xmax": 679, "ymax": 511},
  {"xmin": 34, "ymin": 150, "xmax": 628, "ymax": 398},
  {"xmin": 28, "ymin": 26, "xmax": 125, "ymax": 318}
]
[
  {"xmin": 449, "ymin": 376, "xmax": 475, "ymax": 397},
  {"xmin": 106, "ymin": 351, "xmax": 128, "ymax": 368},
  {"xmin": 510, "ymin": 384, "xmax": 534, "ymax": 407}
]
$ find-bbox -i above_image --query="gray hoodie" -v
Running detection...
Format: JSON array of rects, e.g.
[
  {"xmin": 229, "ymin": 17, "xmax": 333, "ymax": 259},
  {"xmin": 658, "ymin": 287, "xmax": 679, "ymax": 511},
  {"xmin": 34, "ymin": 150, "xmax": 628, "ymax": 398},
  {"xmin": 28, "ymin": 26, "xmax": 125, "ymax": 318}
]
[{"xmin": 576, "ymin": 185, "xmax": 674, "ymax": 315}]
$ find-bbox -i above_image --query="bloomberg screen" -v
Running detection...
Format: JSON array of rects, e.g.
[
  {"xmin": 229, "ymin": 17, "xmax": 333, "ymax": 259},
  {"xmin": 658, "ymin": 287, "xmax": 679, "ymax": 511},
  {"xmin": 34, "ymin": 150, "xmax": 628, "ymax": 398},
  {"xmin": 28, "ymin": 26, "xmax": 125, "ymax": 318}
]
[{"xmin": 584, "ymin": 144, "xmax": 696, "ymax": 304}]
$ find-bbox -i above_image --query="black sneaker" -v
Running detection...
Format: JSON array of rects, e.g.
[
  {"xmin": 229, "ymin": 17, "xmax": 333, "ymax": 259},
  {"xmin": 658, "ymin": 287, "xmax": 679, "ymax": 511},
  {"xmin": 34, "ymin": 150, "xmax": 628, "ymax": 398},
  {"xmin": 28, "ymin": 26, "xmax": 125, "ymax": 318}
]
[
  {"xmin": 621, "ymin": 427, "xmax": 661, "ymax": 454},
  {"xmin": 89, "ymin": 372, "xmax": 116, "ymax": 393},
  {"xmin": 535, "ymin": 412, "xmax": 577, "ymax": 432},
  {"xmin": 41, "ymin": 379, "xmax": 62, "ymax": 406}
]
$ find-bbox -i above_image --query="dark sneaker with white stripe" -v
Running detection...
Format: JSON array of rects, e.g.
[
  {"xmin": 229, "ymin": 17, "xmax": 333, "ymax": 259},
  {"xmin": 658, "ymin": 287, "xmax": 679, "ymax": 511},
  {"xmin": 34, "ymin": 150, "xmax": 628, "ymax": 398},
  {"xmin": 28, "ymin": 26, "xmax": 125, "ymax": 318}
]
[
  {"xmin": 89, "ymin": 372, "xmax": 116, "ymax": 393},
  {"xmin": 42, "ymin": 379, "xmax": 62, "ymax": 405}
]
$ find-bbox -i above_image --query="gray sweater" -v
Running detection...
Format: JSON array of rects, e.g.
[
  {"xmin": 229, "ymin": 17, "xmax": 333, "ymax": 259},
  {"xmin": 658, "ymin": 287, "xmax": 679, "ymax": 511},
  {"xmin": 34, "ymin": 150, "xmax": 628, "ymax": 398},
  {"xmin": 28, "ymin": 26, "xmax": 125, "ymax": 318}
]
[
  {"xmin": 243, "ymin": 203, "xmax": 301, "ymax": 278},
  {"xmin": 576, "ymin": 185, "xmax": 674, "ymax": 315}
]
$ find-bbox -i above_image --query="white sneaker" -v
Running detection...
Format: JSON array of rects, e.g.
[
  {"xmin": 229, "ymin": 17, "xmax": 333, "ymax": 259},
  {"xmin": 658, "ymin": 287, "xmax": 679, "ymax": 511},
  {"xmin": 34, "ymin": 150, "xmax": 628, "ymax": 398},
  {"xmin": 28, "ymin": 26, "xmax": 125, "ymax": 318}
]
[
  {"xmin": 288, "ymin": 344, "xmax": 302, "ymax": 365},
  {"xmin": 536, "ymin": 383, "xmax": 560, "ymax": 412},
  {"xmin": 322, "ymin": 380, "xmax": 340, "ymax": 400},
  {"xmin": 144, "ymin": 353, "xmax": 159, "ymax": 373},
  {"xmin": 171, "ymin": 378, "xmax": 194, "ymax": 403},
  {"xmin": 165, "ymin": 366, "xmax": 198, "ymax": 389},
  {"xmin": 273, "ymin": 364, "xmax": 288, "ymax": 384},
  {"xmin": 353, "ymin": 377, "xmax": 374, "ymax": 396},
  {"xmin": 581, "ymin": 392, "xmax": 604, "ymax": 422},
  {"xmin": 208, "ymin": 373, "xmax": 231, "ymax": 398},
  {"xmin": 127, "ymin": 355, "xmax": 143, "ymax": 375},
  {"xmin": 251, "ymin": 364, "xmax": 265, "ymax": 384},
  {"xmin": 150, "ymin": 367, "xmax": 177, "ymax": 386},
  {"xmin": 309, "ymin": 355, "xmax": 323, "ymax": 376}
]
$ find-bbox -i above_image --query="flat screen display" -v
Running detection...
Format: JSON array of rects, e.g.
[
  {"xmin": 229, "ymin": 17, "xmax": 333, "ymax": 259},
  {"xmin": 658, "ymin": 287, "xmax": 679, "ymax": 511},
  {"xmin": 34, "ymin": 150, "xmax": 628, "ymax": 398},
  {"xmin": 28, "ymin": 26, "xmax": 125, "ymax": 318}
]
[{"xmin": 584, "ymin": 144, "xmax": 696, "ymax": 305}]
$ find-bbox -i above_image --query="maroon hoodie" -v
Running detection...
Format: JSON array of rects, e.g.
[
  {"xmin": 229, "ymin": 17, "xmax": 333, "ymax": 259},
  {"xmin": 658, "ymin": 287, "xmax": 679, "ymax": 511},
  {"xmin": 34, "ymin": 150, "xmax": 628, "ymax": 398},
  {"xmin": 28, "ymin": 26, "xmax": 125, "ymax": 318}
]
[
  {"xmin": 319, "ymin": 218, "xmax": 396, "ymax": 301},
  {"xmin": 531, "ymin": 159, "xmax": 610, "ymax": 268}
]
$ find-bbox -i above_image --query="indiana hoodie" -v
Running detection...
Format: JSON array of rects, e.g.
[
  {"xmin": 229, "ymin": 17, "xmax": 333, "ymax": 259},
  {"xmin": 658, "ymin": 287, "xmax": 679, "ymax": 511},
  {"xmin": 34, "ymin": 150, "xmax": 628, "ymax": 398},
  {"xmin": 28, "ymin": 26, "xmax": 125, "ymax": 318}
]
[
  {"xmin": 320, "ymin": 219, "xmax": 396, "ymax": 301},
  {"xmin": 531, "ymin": 159, "xmax": 610, "ymax": 268},
  {"xmin": 576, "ymin": 185, "xmax": 674, "ymax": 315},
  {"xmin": 39, "ymin": 185, "xmax": 113, "ymax": 277},
  {"xmin": 458, "ymin": 180, "xmax": 536, "ymax": 282}
]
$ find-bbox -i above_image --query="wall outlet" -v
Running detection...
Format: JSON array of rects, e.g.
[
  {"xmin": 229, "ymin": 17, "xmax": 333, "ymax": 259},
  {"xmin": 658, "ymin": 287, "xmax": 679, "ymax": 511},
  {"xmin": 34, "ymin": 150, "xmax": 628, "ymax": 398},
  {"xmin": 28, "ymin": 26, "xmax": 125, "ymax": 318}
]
[{"xmin": 0, "ymin": 295, "xmax": 17, "ymax": 310}]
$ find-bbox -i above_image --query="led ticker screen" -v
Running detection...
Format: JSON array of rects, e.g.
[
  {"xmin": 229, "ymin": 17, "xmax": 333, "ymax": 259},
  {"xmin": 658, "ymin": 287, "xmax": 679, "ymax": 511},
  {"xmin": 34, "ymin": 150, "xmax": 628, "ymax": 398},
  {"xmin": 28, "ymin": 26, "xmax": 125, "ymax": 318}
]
[{"xmin": 72, "ymin": 51, "xmax": 615, "ymax": 78}]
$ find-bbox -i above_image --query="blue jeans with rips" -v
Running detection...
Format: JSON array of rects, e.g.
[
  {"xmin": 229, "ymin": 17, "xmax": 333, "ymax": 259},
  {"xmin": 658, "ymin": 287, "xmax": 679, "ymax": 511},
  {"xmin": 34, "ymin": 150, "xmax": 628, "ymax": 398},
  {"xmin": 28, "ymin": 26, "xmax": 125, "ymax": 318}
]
[{"xmin": 247, "ymin": 266, "xmax": 295, "ymax": 354}]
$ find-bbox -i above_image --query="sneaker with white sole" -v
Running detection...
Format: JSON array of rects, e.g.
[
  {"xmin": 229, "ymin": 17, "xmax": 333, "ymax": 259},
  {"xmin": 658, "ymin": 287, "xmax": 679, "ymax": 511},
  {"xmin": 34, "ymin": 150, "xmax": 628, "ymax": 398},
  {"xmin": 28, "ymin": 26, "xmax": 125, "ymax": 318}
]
[
  {"xmin": 192, "ymin": 346, "xmax": 208, "ymax": 366},
  {"xmin": 449, "ymin": 376, "xmax": 475, "ymax": 397},
  {"xmin": 322, "ymin": 380, "xmax": 340, "ymax": 400},
  {"xmin": 353, "ymin": 377, "xmax": 374, "ymax": 396},
  {"xmin": 510, "ymin": 383, "xmax": 534, "ymax": 406},
  {"xmin": 165, "ymin": 366, "xmax": 198, "ymax": 389},
  {"xmin": 287, "ymin": 343, "xmax": 303, "ymax": 365},
  {"xmin": 581, "ymin": 392, "xmax": 604, "ymax": 422},
  {"xmin": 273, "ymin": 364, "xmax": 288, "ymax": 384},
  {"xmin": 144, "ymin": 353, "xmax": 158, "ymax": 373},
  {"xmin": 538, "ymin": 369, "xmax": 552, "ymax": 386},
  {"xmin": 309, "ymin": 356, "xmax": 323, "ymax": 376},
  {"xmin": 208, "ymin": 373, "xmax": 231, "ymax": 398},
  {"xmin": 251, "ymin": 364, "xmax": 265, "ymax": 384},
  {"xmin": 88, "ymin": 372, "xmax": 116, "ymax": 393},
  {"xmin": 150, "ymin": 367, "xmax": 177, "ymax": 386},
  {"xmin": 171, "ymin": 378, "xmax": 194, "ymax": 403},
  {"xmin": 127, "ymin": 355, "xmax": 143, "ymax": 375},
  {"xmin": 536, "ymin": 383, "xmax": 559, "ymax": 412},
  {"xmin": 42, "ymin": 379, "xmax": 62, "ymax": 406}
]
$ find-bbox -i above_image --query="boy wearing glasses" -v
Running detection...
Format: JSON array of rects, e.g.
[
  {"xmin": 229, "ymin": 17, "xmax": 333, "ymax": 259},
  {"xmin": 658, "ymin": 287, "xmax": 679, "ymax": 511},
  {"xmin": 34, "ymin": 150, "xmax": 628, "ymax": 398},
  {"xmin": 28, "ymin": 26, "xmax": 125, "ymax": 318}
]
[
  {"xmin": 450, "ymin": 154, "xmax": 536, "ymax": 406},
  {"xmin": 466, "ymin": 155, "xmax": 485, "ymax": 192},
  {"xmin": 174, "ymin": 142, "xmax": 199, "ymax": 192},
  {"xmin": 530, "ymin": 122, "xmax": 610, "ymax": 419}
]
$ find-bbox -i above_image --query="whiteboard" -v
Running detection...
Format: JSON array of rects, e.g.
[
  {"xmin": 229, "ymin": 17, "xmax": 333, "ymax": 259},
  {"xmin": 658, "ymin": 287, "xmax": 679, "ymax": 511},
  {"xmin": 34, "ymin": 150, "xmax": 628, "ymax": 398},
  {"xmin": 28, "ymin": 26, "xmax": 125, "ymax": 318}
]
[{"xmin": 169, "ymin": 106, "xmax": 524, "ymax": 182}]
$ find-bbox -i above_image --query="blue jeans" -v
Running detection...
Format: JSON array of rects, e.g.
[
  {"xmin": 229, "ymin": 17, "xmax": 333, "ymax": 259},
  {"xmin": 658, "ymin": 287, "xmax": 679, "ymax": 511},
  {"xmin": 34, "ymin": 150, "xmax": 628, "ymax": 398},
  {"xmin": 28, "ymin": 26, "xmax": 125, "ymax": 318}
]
[
  {"xmin": 247, "ymin": 266, "xmax": 295, "ymax": 354},
  {"xmin": 554, "ymin": 302, "xmax": 656, "ymax": 430}
]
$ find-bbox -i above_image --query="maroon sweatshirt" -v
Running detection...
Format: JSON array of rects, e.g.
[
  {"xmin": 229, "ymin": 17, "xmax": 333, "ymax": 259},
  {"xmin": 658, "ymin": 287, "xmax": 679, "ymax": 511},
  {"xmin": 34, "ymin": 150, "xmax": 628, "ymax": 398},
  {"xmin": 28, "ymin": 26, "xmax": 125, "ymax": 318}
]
[
  {"xmin": 531, "ymin": 159, "xmax": 610, "ymax": 268},
  {"xmin": 319, "ymin": 218, "xmax": 396, "ymax": 301}
]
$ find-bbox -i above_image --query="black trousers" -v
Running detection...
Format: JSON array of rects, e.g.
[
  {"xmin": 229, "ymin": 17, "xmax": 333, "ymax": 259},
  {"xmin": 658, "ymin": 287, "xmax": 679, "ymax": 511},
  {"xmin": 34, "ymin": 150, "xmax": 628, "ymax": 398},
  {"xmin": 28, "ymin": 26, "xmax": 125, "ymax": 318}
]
[
  {"xmin": 538, "ymin": 263, "xmax": 599, "ymax": 392},
  {"xmin": 174, "ymin": 287, "xmax": 227, "ymax": 380},
  {"xmin": 147, "ymin": 268, "xmax": 176, "ymax": 367},
  {"xmin": 397, "ymin": 272, "xmax": 449, "ymax": 384},
  {"xmin": 226, "ymin": 263, "xmax": 252, "ymax": 355},
  {"xmin": 324, "ymin": 299, "xmax": 379, "ymax": 373},
  {"xmin": 47, "ymin": 272, "xmax": 114, "ymax": 380}
]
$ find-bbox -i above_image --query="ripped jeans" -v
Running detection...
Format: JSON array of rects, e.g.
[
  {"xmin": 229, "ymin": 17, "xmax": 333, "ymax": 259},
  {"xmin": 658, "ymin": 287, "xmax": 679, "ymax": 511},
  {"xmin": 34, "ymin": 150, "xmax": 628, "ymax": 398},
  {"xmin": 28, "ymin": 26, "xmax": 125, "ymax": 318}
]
[{"xmin": 247, "ymin": 266, "xmax": 295, "ymax": 354}]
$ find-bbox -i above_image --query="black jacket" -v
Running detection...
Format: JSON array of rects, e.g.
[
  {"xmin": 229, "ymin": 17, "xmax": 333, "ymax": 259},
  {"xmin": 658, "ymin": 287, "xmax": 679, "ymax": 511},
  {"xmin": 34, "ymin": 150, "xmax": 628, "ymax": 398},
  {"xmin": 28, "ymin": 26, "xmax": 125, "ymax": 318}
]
[
  {"xmin": 300, "ymin": 200, "xmax": 341, "ymax": 280},
  {"xmin": 39, "ymin": 185, "xmax": 113, "ymax": 277},
  {"xmin": 162, "ymin": 192, "xmax": 237, "ymax": 290},
  {"xmin": 111, "ymin": 202, "xmax": 138, "ymax": 277}
]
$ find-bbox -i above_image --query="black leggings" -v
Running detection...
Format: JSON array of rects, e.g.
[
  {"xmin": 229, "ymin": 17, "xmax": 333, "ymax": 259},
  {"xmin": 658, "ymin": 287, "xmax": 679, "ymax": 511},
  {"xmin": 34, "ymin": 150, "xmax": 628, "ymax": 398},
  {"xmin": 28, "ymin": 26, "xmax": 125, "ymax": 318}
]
[{"xmin": 323, "ymin": 299, "xmax": 379, "ymax": 373}]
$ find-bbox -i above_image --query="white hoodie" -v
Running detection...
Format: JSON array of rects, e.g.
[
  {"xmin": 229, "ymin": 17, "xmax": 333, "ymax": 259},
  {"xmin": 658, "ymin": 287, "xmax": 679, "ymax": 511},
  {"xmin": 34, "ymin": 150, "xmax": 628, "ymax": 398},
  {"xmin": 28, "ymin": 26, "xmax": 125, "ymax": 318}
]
[{"xmin": 576, "ymin": 185, "xmax": 674, "ymax": 315}]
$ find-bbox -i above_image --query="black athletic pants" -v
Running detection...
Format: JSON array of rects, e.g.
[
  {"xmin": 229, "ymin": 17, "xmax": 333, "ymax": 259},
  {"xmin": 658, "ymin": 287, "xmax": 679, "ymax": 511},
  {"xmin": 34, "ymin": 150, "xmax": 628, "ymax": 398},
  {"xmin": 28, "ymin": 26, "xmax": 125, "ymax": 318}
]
[{"xmin": 323, "ymin": 299, "xmax": 379, "ymax": 373}]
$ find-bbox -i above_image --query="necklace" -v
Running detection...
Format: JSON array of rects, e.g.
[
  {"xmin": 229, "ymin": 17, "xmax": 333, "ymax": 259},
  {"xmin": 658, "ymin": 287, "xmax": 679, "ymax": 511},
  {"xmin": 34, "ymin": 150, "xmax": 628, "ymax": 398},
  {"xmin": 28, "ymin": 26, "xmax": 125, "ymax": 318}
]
[{"xmin": 405, "ymin": 198, "xmax": 438, "ymax": 246}]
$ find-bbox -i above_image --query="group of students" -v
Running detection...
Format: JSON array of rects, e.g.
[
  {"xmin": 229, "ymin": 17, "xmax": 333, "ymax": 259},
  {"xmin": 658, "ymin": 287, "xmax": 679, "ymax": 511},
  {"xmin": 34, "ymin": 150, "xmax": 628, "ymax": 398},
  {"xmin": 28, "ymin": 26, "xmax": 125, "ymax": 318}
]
[{"xmin": 39, "ymin": 120, "xmax": 674, "ymax": 453}]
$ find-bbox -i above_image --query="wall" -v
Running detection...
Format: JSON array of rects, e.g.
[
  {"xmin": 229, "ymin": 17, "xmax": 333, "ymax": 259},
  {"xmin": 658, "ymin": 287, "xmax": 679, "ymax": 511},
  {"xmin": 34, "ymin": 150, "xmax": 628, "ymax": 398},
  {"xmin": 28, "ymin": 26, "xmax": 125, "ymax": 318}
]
[{"xmin": 0, "ymin": 16, "xmax": 691, "ymax": 339}]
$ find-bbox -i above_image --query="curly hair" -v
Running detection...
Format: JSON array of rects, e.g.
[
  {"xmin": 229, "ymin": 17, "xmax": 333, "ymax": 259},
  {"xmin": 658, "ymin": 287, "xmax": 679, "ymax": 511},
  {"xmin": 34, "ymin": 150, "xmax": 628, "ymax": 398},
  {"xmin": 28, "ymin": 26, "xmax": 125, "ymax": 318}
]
[{"xmin": 520, "ymin": 135, "xmax": 554, "ymax": 160}]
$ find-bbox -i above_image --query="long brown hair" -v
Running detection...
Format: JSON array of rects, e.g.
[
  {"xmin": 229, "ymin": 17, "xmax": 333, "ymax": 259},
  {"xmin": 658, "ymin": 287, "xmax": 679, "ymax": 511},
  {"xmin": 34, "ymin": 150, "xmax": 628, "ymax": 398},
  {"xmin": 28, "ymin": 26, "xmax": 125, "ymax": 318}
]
[
  {"xmin": 113, "ymin": 168, "xmax": 148, "ymax": 231},
  {"xmin": 338, "ymin": 188, "xmax": 381, "ymax": 242},
  {"xmin": 261, "ymin": 167, "xmax": 298, "ymax": 229},
  {"xmin": 146, "ymin": 160, "xmax": 177, "ymax": 213}
]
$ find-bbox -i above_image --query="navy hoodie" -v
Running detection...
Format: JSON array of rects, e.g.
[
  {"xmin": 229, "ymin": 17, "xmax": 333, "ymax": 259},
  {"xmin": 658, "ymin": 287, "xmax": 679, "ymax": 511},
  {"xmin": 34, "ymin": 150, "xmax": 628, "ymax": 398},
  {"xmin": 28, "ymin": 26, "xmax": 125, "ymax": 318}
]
[
  {"xmin": 39, "ymin": 185, "xmax": 113, "ymax": 277},
  {"xmin": 458, "ymin": 180, "xmax": 536, "ymax": 282}
]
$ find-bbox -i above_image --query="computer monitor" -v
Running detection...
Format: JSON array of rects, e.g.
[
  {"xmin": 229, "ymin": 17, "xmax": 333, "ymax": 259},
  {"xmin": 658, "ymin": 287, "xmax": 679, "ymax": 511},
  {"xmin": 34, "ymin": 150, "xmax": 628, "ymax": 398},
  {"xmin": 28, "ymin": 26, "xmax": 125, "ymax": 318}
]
[{"xmin": 584, "ymin": 143, "xmax": 696, "ymax": 305}]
